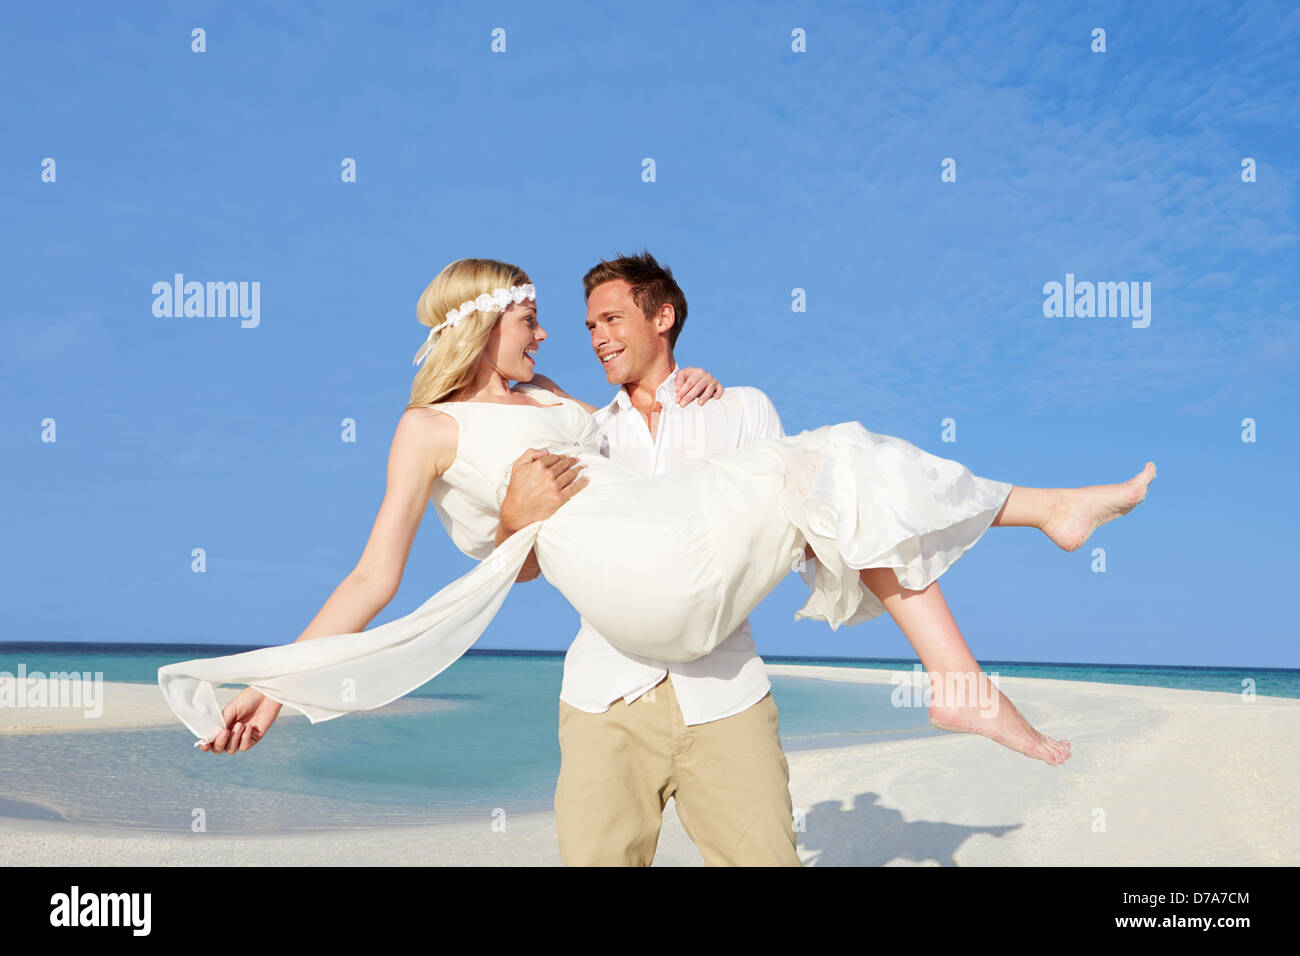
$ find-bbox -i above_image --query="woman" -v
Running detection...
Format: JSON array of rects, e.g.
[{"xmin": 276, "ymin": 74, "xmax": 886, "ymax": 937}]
[{"xmin": 159, "ymin": 257, "xmax": 1156, "ymax": 766}]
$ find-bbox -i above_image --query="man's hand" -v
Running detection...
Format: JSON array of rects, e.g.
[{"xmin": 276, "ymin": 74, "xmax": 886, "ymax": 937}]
[
  {"xmin": 497, "ymin": 449, "xmax": 589, "ymax": 541},
  {"xmin": 675, "ymin": 367, "xmax": 724, "ymax": 406}
]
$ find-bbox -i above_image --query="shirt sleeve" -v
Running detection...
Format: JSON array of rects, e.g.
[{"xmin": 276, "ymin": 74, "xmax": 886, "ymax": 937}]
[{"xmin": 740, "ymin": 388, "xmax": 785, "ymax": 444}]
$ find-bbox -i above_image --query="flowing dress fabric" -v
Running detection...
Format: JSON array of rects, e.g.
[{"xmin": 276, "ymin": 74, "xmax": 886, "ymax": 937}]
[{"xmin": 158, "ymin": 385, "xmax": 1013, "ymax": 743}]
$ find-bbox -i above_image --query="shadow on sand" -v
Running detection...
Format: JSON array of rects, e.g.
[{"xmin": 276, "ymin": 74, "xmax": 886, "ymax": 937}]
[{"xmin": 798, "ymin": 791, "xmax": 1021, "ymax": 866}]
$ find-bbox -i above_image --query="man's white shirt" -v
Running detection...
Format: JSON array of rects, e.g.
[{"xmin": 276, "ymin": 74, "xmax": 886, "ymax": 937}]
[{"xmin": 559, "ymin": 365, "xmax": 784, "ymax": 726}]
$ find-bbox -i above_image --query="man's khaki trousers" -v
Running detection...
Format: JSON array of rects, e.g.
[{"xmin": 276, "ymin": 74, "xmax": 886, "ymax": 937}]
[{"xmin": 555, "ymin": 675, "xmax": 802, "ymax": 866}]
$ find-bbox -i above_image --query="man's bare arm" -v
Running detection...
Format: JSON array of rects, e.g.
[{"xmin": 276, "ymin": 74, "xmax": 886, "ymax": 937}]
[
  {"xmin": 494, "ymin": 512, "xmax": 542, "ymax": 582},
  {"xmin": 494, "ymin": 449, "xmax": 590, "ymax": 581}
]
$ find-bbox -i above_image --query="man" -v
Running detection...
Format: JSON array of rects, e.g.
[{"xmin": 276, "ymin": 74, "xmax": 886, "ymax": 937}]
[{"xmin": 497, "ymin": 250, "xmax": 802, "ymax": 867}]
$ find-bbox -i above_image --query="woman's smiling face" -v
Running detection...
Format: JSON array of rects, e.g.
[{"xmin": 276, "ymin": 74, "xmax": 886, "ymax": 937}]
[{"xmin": 483, "ymin": 299, "xmax": 546, "ymax": 382}]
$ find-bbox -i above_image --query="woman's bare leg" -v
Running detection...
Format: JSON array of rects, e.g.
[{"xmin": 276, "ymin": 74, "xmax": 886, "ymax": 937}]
[
  {"xmin": 791, "ymin": 462, "xmax": 1156, "ymax": 764},
  {"xmin": 858, "ymin": 566, "xmax": 1072, "ymax": 766},
  {"xmin": 993, "ymin": 462, "xmax": 1156, "ymax": 551}
]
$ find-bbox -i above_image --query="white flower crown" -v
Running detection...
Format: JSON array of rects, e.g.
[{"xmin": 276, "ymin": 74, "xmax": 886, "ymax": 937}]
[{"xmin": 412, "ymin": 282, "xmax": 536, "ymax": 367}]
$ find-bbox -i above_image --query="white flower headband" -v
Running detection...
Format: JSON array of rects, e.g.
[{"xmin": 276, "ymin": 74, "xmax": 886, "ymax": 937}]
[{"xmin": 412, "ymin": 282, "xmax": 536, "ymax": 367}]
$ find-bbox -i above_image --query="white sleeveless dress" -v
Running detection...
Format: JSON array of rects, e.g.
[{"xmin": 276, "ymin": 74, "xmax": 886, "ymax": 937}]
[{"xmin": 158, "ymin": 383, "xmax": 1013, "ymax": 743}]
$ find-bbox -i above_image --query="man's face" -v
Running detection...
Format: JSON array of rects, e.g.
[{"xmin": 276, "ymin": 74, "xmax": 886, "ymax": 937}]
[{"xmin": 585, "ymin": 279, "xmax": 672, "ymax": 385}]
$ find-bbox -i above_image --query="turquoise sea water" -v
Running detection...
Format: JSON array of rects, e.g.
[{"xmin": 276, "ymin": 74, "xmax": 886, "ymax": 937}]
[{"xmin": 1, "ymin": 643, "xmax": 1295, "ymax": 833}]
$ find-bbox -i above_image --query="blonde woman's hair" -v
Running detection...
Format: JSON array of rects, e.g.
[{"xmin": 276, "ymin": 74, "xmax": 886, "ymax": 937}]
[{"xmin": 406, "ymin": 258, "xmax": 532, "ymax": 409}]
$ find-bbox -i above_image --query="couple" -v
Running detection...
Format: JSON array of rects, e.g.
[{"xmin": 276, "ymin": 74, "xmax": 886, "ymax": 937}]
[{"xmin": 158, "ymin": 251, "xmax": 1157, "ymax": 866}]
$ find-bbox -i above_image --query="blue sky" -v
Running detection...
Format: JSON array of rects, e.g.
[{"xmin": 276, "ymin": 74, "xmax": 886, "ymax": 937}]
[{"xmin": 2, "ymin": 0, "xmax": 1297, "ymax": 668}]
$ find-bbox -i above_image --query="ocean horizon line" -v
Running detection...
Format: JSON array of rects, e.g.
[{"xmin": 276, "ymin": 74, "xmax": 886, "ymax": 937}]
[{"xmin": 0, "ymin": 641, "xmax": 1295, "ymax": 675}]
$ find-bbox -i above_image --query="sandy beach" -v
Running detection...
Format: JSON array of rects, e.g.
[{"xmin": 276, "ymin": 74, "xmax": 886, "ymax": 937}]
[{"xmin": 1, "ymin": 664, "xmax": 1296, "ymax": 866}]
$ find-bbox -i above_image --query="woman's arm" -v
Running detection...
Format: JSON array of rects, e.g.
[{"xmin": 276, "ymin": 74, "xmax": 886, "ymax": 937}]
[
  {"xmin": 524, "ymin": 369, "xmax": 723, "ymax": 412},
  {"xmin": 200, "ymin": 408, "xmax": 456, "ymax": 754},
  {"xmin": 294, "ymin": 407, "xmax": 456, "ymax": 641}
]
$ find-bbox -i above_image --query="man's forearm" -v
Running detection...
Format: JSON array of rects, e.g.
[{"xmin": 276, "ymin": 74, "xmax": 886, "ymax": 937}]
[
  {"xmin": 495, "ymin": 521, "xmax": 541, "ymax": 581},
  {"xmin": 494, "ymin": 448, "xmax": 586, "ymax": 582}
]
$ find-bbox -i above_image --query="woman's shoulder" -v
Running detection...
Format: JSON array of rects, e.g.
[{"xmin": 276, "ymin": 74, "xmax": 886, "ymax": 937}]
[
  {"xmin": 396, "ymin": 405, "xmax": 459, "ymax": 474},
  {"xmin": 401, "ymin": 402, "xmax": 458, "ymax": 425},
  {"xmin": 511, "ymin": 378, "xmax": 558, "ymax": 399},
  {"xmin": 517, "ymin": 375, "xmax": 597, "ymax": 414}
]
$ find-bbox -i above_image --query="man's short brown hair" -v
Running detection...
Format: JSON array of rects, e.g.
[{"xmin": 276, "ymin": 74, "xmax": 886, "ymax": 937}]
[{"xmin": 582, "ymin": 250, "xmax": 688, "ymax": 348}]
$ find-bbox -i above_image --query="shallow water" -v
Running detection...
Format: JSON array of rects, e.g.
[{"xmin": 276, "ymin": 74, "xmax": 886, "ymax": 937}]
[{"xmin": 0, "ymin": 644, "xmax": 1293, "ymax": 832}]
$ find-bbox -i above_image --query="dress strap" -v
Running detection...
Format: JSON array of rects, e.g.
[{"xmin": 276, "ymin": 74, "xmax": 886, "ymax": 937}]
[{"xmin": 417, "ymin": 402, "xmax": 461, "ymax": 429}]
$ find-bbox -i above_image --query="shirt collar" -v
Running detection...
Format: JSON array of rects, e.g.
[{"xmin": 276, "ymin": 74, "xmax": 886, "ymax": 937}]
[{"xmin": 612, "ymin": 363, "xmax": 679, "ymax": 412}]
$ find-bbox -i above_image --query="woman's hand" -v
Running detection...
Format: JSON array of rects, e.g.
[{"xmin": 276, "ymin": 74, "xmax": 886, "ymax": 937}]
[
  {"xmin": 675, "ymin": 368, "xmax": 724, "ymax": 406},
  {"xmin": 197, "ymin": 686, "xmax": 283, "ymax": 754}
]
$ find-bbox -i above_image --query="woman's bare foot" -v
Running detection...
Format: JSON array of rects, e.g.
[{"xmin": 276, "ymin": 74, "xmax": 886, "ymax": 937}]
[
  {"xmin": 928, "ymin": 678, "xmax": 1072, "ymax": 766},
  {"xmin": 1042, "ymin": 462, "xmax": 1156, "ymax": 552}
]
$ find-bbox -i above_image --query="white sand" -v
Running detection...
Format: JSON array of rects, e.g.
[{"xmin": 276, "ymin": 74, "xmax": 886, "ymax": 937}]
[{"xmin": 1, "ymin": 665, "xmax": 1296, "ymax": 865}]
